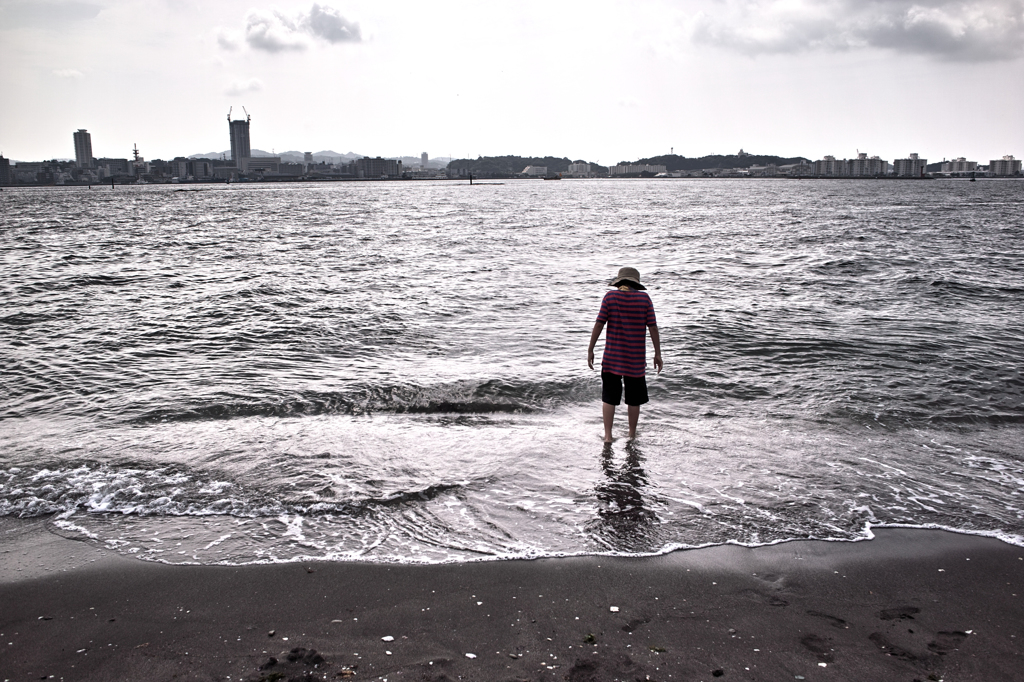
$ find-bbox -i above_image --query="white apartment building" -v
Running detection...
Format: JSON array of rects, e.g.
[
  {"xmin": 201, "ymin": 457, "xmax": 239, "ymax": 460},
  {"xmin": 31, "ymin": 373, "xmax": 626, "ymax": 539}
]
[
  {"xmin": 813, "ymin": 156, "xmax": 846, "ymax": 176},
  {"xmin": 521, "ymin": 165, "xmax": 548, "ymax": 176},
  {"xmin": 893, "ymin": 153, "xmax": 927, "ymax": 177},
  {"xmin": 609, "ymin": 164, "xmax": 667, "ymax": 176},
  {"xmin": 813, "ymin": 153, "xmax": 888, "ymax": 177},
  {"xmin": 849, "ymin": 153, "xmax": 889, "ymax": 176},
  {"xmin": 566, "ymin": 162, "xmax": 591, "ymax": 177},
  {"xmin": 942, "ymin": 157, "xmax": 977, "ymax": 173},
  {"xmin": 989, "ymin": 155, "xmax": 1021, "ymax": 176}
]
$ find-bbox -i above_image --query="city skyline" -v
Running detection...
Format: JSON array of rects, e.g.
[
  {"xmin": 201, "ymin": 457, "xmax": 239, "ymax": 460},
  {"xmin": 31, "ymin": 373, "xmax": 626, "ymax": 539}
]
[{"xmin": 2, "ymin": 1, "xmax": 1023, "ymax": 163}]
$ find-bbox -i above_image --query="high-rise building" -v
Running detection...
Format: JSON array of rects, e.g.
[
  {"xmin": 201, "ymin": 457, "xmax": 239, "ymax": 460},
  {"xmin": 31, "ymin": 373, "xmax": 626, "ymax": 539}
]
[
  {"xmin": 228, "ymin": 110, "xmax": 251, "ymax": 162},
  {"xmin": 0, "ymin": 154, "xmax": 11, "ymax": 185},
  {"xmin": 421, "ymin": 152, "xmax": 428, "ymax": 168},
  {"xmin": 942, "ymin": 157, "xmax": 977, "ymax": 173},
  {"xmin": 893, "ymin": 153, "xmax": 927, "ymax": 177},
  {"xmin": 73, "ymin": 129, "xmax": 93, "ymax": 168},
  {"xmin": 304, "ymin": 152, "xmax": 313, "ymax": 164},
  {"xmin": 989, "ymin": 155, "xmax": 1021, "ymax": 176}
]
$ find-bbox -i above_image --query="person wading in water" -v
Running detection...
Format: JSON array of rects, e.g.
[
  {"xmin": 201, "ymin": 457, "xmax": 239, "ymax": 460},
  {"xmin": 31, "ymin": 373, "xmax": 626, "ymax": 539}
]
[{"xmin": 587, "ymin": 267, "xmax": 663, "ymax": 443}]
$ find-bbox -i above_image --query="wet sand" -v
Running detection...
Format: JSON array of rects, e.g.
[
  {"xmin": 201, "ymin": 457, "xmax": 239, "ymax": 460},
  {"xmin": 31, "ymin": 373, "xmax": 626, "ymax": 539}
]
[{"xmin": 1, "ymin": 521, "xmax": 1022, "ymax": 681}]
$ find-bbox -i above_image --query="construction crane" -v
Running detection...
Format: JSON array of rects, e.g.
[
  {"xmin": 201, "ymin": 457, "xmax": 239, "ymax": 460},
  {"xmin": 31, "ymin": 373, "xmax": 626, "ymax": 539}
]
[{"xmin": 227, "ymin": 106, "xmax": 251, "ymax": 123}]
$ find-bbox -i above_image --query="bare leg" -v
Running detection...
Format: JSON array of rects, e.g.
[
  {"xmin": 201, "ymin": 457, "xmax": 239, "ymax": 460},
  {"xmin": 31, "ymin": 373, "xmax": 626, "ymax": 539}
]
[
  {"xmin": 602, "ymin": 402, "xmax": 616, "ymax": 442},
  {"xmin": 627, "ymin": 405, "xmax": 640, "ymax": 439}
]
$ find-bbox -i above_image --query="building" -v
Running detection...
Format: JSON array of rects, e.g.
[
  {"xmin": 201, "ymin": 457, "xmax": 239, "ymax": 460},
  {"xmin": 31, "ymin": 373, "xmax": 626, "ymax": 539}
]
[
  {"xmin": 304, "ymin": 152, "xmax": 313, "ymax": 165},
  {"xmin": 989, "ymin": 155, "xmax": 1021, "ymax": 176},
  {"xmin": 812, "ymin": 154, "xmax": 888, "ymax": 177},
  {"xmin": 893, "ymin": 153, "xmax": 927, "ymax": 177},
  {"xmin": 171, "ymin": 157, "xmax": 190, "ymax": 179},
  {"xmin": 73, "ymin": 129, "xmax": 93, "ymax": 168},
  {"xmin": 848, "ymin": 153, "xmax": 889, "ymax": 176},
  {"xmin": 97, "ymin": 158, "xmax": 131, "ymax": 176},
  {"xmin": 780, "ymin": 162, "xmax": 814, "ymax": 176},
  {"xmin": 421, "ymin": 152, "xmax": 428, "ymax": 168},
  {"xmin": 240, "ymin": 156, "xmax": 281, "ymax": 174},
  {"xmin": 228, "ymin": 110, "xmax": 251, "ymax": 162},
  {"xmin": 0, "ymin": 155, "xmax": 10, "ymax": 185},
  {"xmin": 608, "ymin": 164, "xmax": 667, "ymax": 176},
  {"xmin": 355, "ymin": 156, "xmax": 402, "ymax": 178},
  {"xmin": 942, "ymin": 157, "xmax": 977, "ymax": 173},
  {"xmin": 190, "ymin": 159, "xmax": 213, "ymax": 179},
  {"xmin": 566, "ymin": 162, "xmax": 591, "ymax": 177},
  {"xmin": 521, "ymin": 165, "xmax": 548, "ymax": 176}
]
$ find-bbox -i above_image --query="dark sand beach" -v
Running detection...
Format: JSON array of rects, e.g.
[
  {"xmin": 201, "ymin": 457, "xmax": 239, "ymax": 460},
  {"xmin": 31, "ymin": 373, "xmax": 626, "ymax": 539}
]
[{"xmin": 2, "ymin": 521, "xmax": 1022, "ymax": 681}]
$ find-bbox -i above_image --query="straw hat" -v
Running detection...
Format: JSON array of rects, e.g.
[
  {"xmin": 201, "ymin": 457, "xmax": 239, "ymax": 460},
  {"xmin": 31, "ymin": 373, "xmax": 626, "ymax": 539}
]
[{"xmin": 609, "ymin": 267, "xmax": 646, "ymax": 290}]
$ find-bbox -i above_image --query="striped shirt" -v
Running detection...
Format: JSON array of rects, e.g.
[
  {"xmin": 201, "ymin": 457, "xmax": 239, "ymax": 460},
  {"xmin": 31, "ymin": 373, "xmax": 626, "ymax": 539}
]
[{"xmin": 596, "ymin": 289, "xmax": 657, "ymax": 377}]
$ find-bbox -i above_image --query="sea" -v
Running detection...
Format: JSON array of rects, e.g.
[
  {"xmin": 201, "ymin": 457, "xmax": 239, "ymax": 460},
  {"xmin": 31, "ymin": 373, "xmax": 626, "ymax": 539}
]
[{"xmin": 2, "ymin": 178, "xmax": 1022, "ymax": 565}]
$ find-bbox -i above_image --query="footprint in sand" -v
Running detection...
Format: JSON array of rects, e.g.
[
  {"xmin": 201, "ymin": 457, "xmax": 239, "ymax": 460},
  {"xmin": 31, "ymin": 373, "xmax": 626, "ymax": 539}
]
[
  {"xmin": 868, "ymin": 632, "xmax": 918, "ymax": 660},
  {"xmin": 799, "ymin": 634, "xmax": 835, "ymax": 663},
  {"xmin": 928, "ymin": 630, "xmax": 968, "ymax": 655},
  {"xmin": 877, "ymin": 606, "xmax": 921, "ymax": 621},
  {"xmin": 806, "ymin": 609, "xmax": 849, "ymax": 629}
]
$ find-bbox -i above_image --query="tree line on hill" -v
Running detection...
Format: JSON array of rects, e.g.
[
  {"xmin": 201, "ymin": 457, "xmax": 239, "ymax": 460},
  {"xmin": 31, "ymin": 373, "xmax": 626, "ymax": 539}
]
[{"xmin": 447, "ymin": 153, "xmax": 810, "ymax": 177}]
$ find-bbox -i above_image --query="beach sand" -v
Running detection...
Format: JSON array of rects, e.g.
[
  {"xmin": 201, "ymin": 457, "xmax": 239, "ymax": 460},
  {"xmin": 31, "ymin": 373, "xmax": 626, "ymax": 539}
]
[{"xmin": 1, "ymin": 519, "xmax": 1021, "ymax": 681}]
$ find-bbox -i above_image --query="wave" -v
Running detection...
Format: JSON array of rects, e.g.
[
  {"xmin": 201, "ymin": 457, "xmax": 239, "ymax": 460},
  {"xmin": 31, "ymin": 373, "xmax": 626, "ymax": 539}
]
[
  {"xmin": 127, "ymin": 378, "xmax": 593, "ymax": 424},
  {"xmin": 0, "ymin": 462, "xmax": 472, "ymax": 520}
]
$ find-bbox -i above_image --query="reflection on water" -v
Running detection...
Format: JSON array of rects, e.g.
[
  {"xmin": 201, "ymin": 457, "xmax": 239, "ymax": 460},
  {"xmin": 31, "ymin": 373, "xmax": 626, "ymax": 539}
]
[{"xmin": 588, "ymin": 440, "xmax": 658, "ymax": 552}]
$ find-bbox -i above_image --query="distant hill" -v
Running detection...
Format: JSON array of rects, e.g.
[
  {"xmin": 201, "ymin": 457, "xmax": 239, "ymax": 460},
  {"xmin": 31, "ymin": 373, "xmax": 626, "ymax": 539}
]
[
  {"xmin": 628, "ymin": 153, "xmax": 810, "ymax": 171},
  {"xmin": 187, "ymin": 150, "xmax": 364, "ymax": 163},
  {"xmin": 185, "ymin": 150, "xmax": 451, "ymax": 167}
]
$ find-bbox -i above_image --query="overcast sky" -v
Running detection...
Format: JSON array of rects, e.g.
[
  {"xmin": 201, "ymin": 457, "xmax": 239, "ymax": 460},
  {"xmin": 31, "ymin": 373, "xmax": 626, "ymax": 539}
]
[{"xmin": 2, "ymin": 0, "xmax": 1022, "ymax": 163}]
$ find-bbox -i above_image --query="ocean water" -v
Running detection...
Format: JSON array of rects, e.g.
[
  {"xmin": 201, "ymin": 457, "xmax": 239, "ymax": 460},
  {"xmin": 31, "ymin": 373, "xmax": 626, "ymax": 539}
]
[{"xmin": 1, "ymin": 178, "xmax": 1022, "ymax": 565}]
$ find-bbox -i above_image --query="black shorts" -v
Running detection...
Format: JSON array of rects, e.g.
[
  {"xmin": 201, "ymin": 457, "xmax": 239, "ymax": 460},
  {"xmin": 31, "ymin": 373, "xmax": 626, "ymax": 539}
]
[{"xmin": 601, "ymin": 372, "xmax": 649, "ymax": 406}]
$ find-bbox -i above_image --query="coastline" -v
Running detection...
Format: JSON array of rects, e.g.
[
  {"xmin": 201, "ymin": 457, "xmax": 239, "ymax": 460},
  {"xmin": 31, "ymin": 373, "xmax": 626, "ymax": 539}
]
[{"xmin": 2, "ymin": 520, "xmax": 1021, "ymax": 681}]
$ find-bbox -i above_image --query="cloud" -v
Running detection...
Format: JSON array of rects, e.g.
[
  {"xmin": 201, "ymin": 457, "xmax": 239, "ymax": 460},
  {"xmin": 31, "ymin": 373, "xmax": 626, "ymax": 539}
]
[
  {"xmin": 217, "ymin": 29, "xmax": 240, "ymax": 51},
  {"xmin": 237, "ymin": 4, "xmax": 361, "ymax": 53},
  {"xmin": 53, "ymin": 68, "xmax": 84, "ymax": 78},
  {"xmin": 245, "ymin": 9, "xmax": 309, "ymax": 52},
  {"xmin": 306, "ymin": 3, "xmax": 361, "ymax": 43},
  {"xmin": 0, "ymin": 0, "xmax": 101, "ymax": 29},
  {"xmin": 690, "ymin": 0, "xmax": 1024, "ymax": 62},
  {"xmin": 224, "ymin": 78, "xmax": 264, "ymax": 96}
]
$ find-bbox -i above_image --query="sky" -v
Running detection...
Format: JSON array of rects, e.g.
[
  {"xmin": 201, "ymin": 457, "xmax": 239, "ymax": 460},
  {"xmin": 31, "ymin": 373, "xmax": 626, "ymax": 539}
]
[{"xmin": 1, "ymin": 0, "xmax": 1022, "ymax": 164}]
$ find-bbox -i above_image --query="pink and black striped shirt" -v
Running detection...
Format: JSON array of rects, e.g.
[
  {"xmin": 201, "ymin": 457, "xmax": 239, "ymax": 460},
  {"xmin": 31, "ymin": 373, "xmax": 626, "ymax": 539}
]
[{"xmin": 596, "ymin": 289, "xmax": 657, "ymax": 378}]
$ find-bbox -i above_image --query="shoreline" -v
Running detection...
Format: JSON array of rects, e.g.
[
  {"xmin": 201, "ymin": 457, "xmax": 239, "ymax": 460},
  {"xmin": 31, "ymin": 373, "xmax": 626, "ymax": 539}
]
[{"xmin": 2, "ymin": 521, "xmax": 1022, "ymax": 681}]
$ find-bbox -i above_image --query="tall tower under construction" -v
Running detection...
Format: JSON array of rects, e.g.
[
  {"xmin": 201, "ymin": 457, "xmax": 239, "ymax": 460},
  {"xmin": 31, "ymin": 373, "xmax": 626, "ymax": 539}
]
[
  {"xmin": 73, "ymin": 129, "xmax": 93, "ymax": 168},
  {"xmin": 227, "ymin": 108, "xmax": 251, "ymax": 162}
]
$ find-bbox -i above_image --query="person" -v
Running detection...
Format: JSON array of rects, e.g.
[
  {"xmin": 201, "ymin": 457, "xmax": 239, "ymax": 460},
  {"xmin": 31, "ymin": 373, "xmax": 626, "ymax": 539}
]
[{"xmin": 587, "ymin": 267, "xmax": 663, "ymax": 442}]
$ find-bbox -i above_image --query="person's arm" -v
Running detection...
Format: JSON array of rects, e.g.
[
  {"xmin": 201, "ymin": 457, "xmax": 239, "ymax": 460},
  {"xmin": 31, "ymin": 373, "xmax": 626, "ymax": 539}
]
[
  {"xmin": 648, "ymin": 324, "xmax": 663, "ymax": 374},
  {"xmin": 587, "ymin": 320, "xmax": 605, "ymax": 370}
]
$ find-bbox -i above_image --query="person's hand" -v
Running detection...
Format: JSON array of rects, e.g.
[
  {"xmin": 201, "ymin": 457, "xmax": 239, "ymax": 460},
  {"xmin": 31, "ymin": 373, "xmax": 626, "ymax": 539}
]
[
  {"xmin": 653, "ymin": 353, "xmax": 663, "ymax": 374},
  {"xmin": 587, "ymin": 348, "xmax": 595, "ymax": 370}
]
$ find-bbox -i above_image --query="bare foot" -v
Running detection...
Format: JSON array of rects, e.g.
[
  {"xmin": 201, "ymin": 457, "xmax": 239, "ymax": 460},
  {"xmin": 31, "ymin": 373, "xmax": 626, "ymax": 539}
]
[
  {"xmin": 603, "ymin": 434, "xmax": 614, "ymax": 443},
  {"xmin": 627, "ymin": 431, "xmax": 636, "ymax": 440}
]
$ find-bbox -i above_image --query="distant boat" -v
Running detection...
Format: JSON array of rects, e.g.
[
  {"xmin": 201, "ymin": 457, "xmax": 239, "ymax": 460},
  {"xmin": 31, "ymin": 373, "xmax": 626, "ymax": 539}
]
[{"xmin": 544, "ymin": 174, "xmax": 562, "ymax": 180}]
